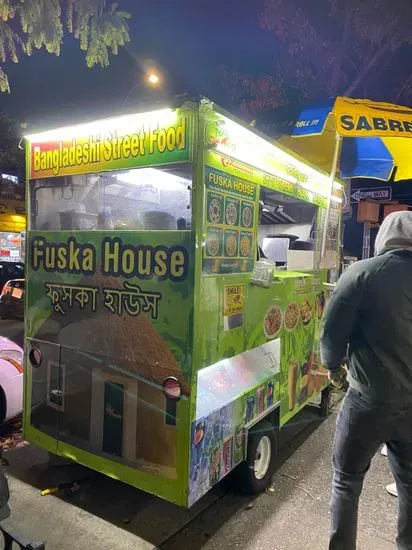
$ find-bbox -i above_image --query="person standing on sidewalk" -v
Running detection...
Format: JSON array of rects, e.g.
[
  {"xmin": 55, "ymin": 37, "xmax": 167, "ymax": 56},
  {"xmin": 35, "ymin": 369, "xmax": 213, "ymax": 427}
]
[
  {"xmin": 381, "ymin": 444, "xmax": 398, "ymax": 497},
  {"xmin": 321, "ymin": 211, "xmax": 412, "ymax": 550}
]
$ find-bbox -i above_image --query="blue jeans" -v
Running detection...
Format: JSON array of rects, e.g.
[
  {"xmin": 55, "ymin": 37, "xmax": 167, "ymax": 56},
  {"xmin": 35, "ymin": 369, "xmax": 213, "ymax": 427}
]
[{"xmin": 330, "ymin": 388, "xmax": 412, "ymax": 550}]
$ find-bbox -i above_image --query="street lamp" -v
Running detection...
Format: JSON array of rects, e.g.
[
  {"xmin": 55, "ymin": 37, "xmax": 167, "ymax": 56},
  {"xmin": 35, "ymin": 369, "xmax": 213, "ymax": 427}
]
[
  {"xmin": 123, "ymin": 70, "xmax": 162, "ymax": 107},
  {"xmin": 147, "ymin": 72, "xmax": 160, "ymax": 85}
]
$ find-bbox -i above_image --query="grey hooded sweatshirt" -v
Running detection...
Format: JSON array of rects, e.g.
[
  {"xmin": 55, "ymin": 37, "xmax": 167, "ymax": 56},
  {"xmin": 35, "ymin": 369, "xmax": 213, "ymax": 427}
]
[{"xmin": 321, "ymin": 211, "xmax": 412, "ymax": 402}]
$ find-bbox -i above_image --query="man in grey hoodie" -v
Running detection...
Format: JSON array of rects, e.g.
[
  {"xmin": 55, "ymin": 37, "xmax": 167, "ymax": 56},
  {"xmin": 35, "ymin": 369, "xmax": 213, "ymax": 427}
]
[{"xmin": 321, "ymin": 211, "xmax": 412, "ymax": 550}]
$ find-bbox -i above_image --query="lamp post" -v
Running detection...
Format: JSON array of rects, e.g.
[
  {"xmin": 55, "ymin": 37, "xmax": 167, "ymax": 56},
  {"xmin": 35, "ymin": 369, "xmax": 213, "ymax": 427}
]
[
  {"xmin": 123, "ymin": 71, "xmax": 162, "ymax": 107},
  {"xmin": 147, "ymin": 73, "xmax": 160, "ymax": 85}
]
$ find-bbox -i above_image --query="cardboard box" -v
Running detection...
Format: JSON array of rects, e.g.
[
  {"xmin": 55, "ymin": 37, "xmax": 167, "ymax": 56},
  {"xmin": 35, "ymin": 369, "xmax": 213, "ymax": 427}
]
[
  {"xmin": 357, "ymin": 201, "xmax": 379, "ymax": 223},
  {"xmin": 383, "ymin": 203, "xmax": 409, "ymax": 219}
]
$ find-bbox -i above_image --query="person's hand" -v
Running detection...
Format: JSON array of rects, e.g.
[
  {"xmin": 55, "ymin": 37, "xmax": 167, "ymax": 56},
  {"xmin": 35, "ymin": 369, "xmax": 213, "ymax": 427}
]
[{"xmin": 328, "ymin": 365, "xmax": 348, "ymax": 389}]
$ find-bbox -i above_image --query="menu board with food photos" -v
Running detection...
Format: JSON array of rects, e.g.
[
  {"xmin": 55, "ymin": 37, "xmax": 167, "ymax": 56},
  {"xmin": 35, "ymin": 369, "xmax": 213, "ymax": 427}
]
[{"xmin": 203, "ymin": 166, "xmax": 256, "ymax": 274}]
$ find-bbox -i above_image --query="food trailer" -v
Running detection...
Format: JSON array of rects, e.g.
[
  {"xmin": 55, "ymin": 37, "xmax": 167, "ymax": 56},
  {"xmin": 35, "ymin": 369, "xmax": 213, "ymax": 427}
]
[{"xmin": 23, "ymin": 98, "xmax": 342, "ymax": 507}]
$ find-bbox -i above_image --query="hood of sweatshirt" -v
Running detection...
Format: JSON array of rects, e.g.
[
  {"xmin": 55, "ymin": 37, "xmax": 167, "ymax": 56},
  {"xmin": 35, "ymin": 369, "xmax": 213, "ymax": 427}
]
[{"xmin": 375, "ymin": 210, "xmax": 412, "ymax": 255}]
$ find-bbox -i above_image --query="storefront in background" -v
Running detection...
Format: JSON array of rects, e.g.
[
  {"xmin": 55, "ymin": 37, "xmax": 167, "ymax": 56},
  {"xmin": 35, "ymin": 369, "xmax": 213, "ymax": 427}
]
[{"xmin": 0, "ymin": 200, "xmax": 26, "ymax": 262}]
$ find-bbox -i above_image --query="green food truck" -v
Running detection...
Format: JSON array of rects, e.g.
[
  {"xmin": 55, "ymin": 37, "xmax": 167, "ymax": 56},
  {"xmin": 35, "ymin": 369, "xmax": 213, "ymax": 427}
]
[{"xmin": 24, "ymin": 97, "xmax": 342, "ymax": 507}]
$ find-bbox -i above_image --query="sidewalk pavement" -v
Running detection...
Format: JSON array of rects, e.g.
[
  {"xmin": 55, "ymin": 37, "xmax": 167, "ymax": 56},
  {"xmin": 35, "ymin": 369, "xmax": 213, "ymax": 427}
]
[
  {"xmin": 2, "ymin": 396, "xmax": 398, "ymax": 550},
  {"xmin": 163, "ymin": 399, "xmax": 397, "ymax": 549}
]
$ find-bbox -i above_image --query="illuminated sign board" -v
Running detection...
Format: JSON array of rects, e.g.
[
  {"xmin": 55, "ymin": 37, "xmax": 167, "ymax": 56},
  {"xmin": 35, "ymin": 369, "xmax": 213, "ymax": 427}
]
[{"xmin": 26, "ymin": 109, "xmax": 192, "ymax": 179}]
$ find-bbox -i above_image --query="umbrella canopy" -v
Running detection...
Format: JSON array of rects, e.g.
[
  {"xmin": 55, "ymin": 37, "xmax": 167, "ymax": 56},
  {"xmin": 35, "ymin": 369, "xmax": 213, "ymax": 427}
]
[{"xmin": 257, "ymin": 97, "xmax": 412, "ymax": 182}]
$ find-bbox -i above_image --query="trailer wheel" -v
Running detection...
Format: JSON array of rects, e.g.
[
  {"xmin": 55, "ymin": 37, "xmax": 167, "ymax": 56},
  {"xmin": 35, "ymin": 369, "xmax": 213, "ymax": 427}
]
[
  {"xmin": 235, "ymin": 421, "xmax": 278, "ymax": 494},
  {"xmin": 320, "ymin": 385, "xmax": 332, "ymax": 417}
]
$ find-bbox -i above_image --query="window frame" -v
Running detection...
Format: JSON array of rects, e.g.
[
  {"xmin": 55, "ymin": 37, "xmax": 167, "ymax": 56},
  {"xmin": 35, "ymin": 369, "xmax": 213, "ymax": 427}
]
[{"xmin": 28, "ymin": 164, "xmax": 194, "ymax": 233}]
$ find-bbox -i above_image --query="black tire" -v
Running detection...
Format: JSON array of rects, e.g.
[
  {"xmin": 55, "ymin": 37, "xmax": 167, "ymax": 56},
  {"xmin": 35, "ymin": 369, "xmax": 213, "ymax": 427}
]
[
  {"xmin": 233, "ymin": 421, "xmax": 278, "ymax": 494},
  {"xmin": 320, "ymin": 385, "xmax": 332, "ymax": 417},
  {"xmin": 0, "ymin": 305, "xmax": 11, "ymax": 320},
  {"xmin": 0, "ymin": 387, "xmax": 6, "ymax": 424}
]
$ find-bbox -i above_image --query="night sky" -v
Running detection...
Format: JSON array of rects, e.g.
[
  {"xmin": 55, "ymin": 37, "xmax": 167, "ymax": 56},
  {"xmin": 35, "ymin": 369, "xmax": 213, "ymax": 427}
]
[{"xmin": 0, "ymin": 0, "xmax": 276, "ymax": 128}]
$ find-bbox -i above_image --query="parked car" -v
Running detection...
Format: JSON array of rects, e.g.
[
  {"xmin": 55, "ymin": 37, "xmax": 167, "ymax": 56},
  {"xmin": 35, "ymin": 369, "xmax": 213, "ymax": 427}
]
[
  {"xmin": 0, "ymin": 336, "xmax": 23, "ymax": 422},
  {"xmin": 0, "ymin": 262, "xmax": 24, "ymax": 291},
  {"xmin": 0, "ymin": 279, "xmax": 24, "ymax": 320}
]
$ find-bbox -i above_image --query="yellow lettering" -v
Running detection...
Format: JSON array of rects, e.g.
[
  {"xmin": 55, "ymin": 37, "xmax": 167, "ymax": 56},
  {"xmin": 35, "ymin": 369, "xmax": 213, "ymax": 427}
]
[
  {"xmin": 154, "ymin": 250, "xmax": 167, "ymax": 277},
  {"xmin": 122, "ymin": 249, "xmax": 134, "ymax": 274},
  {"xmin": 76, "ymin": 144, "xmax": 83, "ymax": 165},
  {"xmin": 122, "ymin": 135, "xmax": 131, "ymax": 158},
  {"xmin": 175, "ymin": 117, "xmax": 185, "ymax": 150},
  {"xmin": 166, "ymin": 127, "xmax": 175, "ymax": 151},
  {"xmin": 57, "ymin": 247, "xmax": 67, "ymax": 270},
  {"xmin": 83, "ymin": 248, "xmax": 94, "ymax": 272},
  {"xmin": 157, "ymin": 129, "xmax": 167, "ymax": 153},
  {"xmin": 103, "ymin": 136, "xmax": 112, "ymax": 161},
  {"xmin": 69, "ymin": 142, "xmax": 76, "ymax": 166},
  {"xmin": 139, "ymin": 132, "xmax": 145, "ymax": 155},
  {"xmin": 33, "ymin": 147, "xmax": 41, "ymax": 171},
  {"xmin": 115, "ymin": 136, "xmax": 123, "ymax": 159},
  {"xmin": 32, "ymin": 239, "xmax": 43, "ymax": 268},
  {"xmin": 62, "ymin": 148, "xmax": 69, "ymax": 167},
  {"xmin": 45, "ymin": 247, "xmax": 55, "ymax": 269},
  {"xmin": 83, "ymin": 142, "xmax": 89, "ymax": 164},
  {"xmin": 137, "ymin": 250, "xmax": 151, "ymax": 275},
  {"xmin": 52, "ymin": 149, "xmax": 59, "ymax": 176},
  {"xmin": 104, "ymin": 240, "xmax": 119, "ymax": 273},
  {"xmin": 149, "ymin": 129, "xmax": 157, "ymax": 154},
  {"xmin": 170, "ymin": 251, "xmax": 185, "ymax": 279},
  {"xmin": 130, "ymin": 135, "xmax": 139, "ymax": 156}
]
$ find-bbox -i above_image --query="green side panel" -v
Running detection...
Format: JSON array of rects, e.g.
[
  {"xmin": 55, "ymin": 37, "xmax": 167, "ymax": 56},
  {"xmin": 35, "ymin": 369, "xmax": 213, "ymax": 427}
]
[
  {"xmin": 203, "ymin": 166, "xmax": 257, "ymax": 275},
  {"xmin": 204, "ymin": 150, "xmax": 328, "ymax": 209},
  {"xmin": 188, "ymin": 103, "xmax": 341, "ymax": 506},
  {"xmin": 245, "ymin": 272, "xmax": 321, "ymax": 425},
  {"xmin": 28, "ymin": 108, "xmax": 194, "ymax": 180},
  {"xmin": 24, "ymin": 230, "xmax": 194, "ymax": 506}
]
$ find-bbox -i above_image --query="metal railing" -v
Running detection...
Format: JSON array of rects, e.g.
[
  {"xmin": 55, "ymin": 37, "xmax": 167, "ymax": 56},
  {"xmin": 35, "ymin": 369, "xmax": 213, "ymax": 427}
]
[{"xmin": 0, "ymin": 522, "xmax": 45, "ymax": 549}]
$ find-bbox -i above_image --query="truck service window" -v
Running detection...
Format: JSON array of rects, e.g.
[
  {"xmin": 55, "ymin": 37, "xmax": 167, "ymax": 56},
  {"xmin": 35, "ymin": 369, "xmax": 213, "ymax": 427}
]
[
  {"xmin": 259, "ymin": 186, "xmax": 318, "ymax": 271},
  {"xmin": 30, "ymin": 165, "xmax": 192, "ymax": 232}
]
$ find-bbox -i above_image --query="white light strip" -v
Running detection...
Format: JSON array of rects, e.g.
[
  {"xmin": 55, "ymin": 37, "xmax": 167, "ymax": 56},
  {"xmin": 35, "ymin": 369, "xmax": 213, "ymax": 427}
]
[
  {"xmin": 215, "ymin": 115, "xmax": 343, "ymax": 197},
  {"xmin": 25, "ymin": 109, "xmax": 176, "ymax": 143},
  {"xmin": 215, "ymin": 143, "xmax": 298, "ymax": 185}
]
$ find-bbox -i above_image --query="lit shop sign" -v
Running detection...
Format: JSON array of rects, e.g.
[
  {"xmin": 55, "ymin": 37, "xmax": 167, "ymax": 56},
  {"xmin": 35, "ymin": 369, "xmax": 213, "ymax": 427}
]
[
  {"xmin": 27, "ymin": 109, "xmax": 192, "ymax": 179},
  {"xmin": 207, "ymin": 114, "xmax": 340, "ymax": 198}
]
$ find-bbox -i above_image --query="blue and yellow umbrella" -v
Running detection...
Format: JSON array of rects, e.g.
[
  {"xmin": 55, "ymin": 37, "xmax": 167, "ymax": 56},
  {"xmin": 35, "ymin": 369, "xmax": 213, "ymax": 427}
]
[{"xmin": 259, "ymin": 97, "xmax": 412, "ymax": 182}]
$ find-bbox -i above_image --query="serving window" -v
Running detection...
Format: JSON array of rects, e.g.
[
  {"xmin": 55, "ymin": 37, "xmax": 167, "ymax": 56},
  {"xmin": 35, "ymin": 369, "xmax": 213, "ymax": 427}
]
[
  {"xmin": 29, "ymin": 164, "xmax": 192, "ymax": 232},
  {"xmin": 258, "ymin": 186, "xmax": 318, "ymax": 271}
]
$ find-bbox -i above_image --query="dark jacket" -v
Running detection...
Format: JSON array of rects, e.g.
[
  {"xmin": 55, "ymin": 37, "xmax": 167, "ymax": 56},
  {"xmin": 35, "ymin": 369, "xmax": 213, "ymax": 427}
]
[{"xmin": 321, "ymin": 211, "xmax": 412, "ymax": 403}]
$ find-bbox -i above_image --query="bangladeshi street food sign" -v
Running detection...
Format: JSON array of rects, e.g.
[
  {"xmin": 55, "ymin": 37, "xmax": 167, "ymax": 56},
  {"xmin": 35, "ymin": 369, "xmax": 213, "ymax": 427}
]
[
  {"xmin": 26, "ymin": 231, "xmax": 193, "ymax": 482},
  {"xmin": 203, "ymin": 166, "xmax": 257, "ymax": 274},
  {"xmin": 27, "ymin": 109, "xmax": 192, "ymax": 180}
]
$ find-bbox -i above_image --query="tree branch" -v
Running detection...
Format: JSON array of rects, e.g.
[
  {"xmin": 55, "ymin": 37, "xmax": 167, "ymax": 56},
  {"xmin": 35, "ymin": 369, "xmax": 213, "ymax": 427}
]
[
  {"xmin": 395, "ymin": 72, "xmax": 412, "ymax": 103},
  {"xmin": 343, "ymin": 16, "xmax": 400, "ymax": 97},
  {"xmin": 343, "ymin": 38, "xmax": 392, "ymax": 96},
  {"xmin": 330, "ymin": 0, "xmax": 351, "ymax": 95}
]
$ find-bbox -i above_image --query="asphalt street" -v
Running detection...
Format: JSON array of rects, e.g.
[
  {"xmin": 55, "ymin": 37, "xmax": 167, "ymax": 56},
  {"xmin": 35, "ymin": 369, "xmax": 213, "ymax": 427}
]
[
  {"xmin": 0, "ymin": 318, "xmax": 24, "ymax": 347},
  {"xmin": 0, "ymin": 319, "xmax": 398, "ymax": 549}
]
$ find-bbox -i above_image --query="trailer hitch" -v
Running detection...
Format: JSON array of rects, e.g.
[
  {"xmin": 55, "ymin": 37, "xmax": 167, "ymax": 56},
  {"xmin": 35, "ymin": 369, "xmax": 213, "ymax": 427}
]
[{"xmin": 0, "ymin": 521, "xmax": 45, "ymax": 549}]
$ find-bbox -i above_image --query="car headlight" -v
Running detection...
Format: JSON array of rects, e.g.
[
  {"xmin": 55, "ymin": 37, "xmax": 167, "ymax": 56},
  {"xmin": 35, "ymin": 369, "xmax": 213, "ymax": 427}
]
[{"xmin": 0, "ymin": 349, "xmax": 23, "ymax": 373}]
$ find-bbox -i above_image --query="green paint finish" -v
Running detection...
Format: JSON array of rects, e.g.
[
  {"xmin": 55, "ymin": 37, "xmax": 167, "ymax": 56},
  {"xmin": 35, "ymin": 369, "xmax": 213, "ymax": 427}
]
[
  {"xmin": 244, "ymin": 270, "xmax": 329, "ymax": 426},
  {"xmin": 262, "ymin": 173, "xmax": 328, "ymax": 209},
  {"xmin": 202, "ymin": 165, "xmax": 257, "ymax": 275},
  {"xmin": 28, "ymin": 108, "xmax": 194, "ymax": 180},
  {"xmin": 204, "ymin": 166, "xmax": 257, "ymax": 201},
  {"xmin": 25, "ymin": 419, "xmax": 188, "ymax": 505},
  {"xmin": 204, "ymin": 151, "xmax": 327, "ymax": 209},
  {"xmin": 25, "ymin": 229, "xmax": 194, "ymax": 504},
  {"xmin": 24, "ymin": 98, "xmax": 340, "ymax": 508}
]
